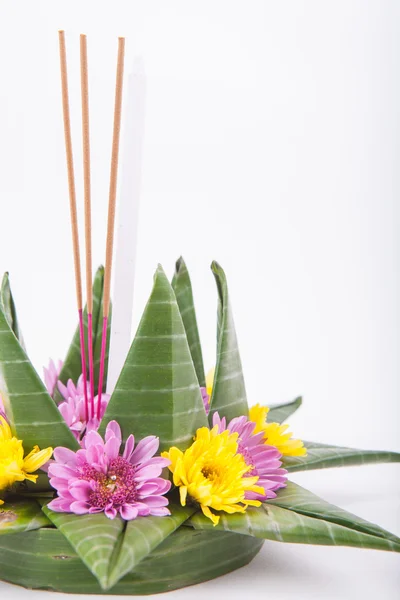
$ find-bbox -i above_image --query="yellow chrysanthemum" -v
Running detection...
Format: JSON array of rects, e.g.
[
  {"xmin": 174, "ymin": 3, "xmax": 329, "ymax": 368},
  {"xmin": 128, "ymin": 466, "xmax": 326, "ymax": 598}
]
[
  {"xmin": 0, "ymin": 416, "xmax": 53, "ymax": 501},
  {"xmin": 162, "ymin": 426, "xmax": 264, "ymax": 525},
  {"xmin": 249, "ymin": 404, "xmax": 307, "ymax": 457}
]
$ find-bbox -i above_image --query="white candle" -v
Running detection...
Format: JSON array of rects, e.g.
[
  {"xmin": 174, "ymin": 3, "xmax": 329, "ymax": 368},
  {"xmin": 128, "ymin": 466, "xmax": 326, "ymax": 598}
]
[{"xmin": 107, "ymin": 58, "xmax": 146, "ymax": 394}]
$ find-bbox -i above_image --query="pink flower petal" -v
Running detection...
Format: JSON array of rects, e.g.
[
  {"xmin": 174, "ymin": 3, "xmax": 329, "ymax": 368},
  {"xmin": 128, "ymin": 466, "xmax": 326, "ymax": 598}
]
[
  {"xmin": 138, "ymin": 479, "xmax": 171, "ymax": 497},
  {"xmin": 85, "ymin": 430, "xmax": 104, "ymax": 450},
  {"xmin": 149, "ymin": 507, "xmax": 170, "ymax": 517},
  {"xmin": 105, "ymin": 505, "xmax": 117, "ymax": 519},
  {"xmin": 141, "ymin": 495, "xmax": 169, "ymax": 508},
  {"xmin": 134, "ymin": 463, "xmax": 165, "ymax": 481},
  {"xmin": 130, "ymin": 436, "xmax": 159, "ymax": 465},
  {"xmin": 105, "ymin": 436, "xmax": 121, "ymax": 460},
  {"xmin": 120, "ymin": 504, "xmax": 139, "ymax": 520},
  {"xmin": 47, "ymin": 498, "xmax": 73, "ymax": 512},
  {"xmin": 133, "ymin": 502, "xmax": 151, "ymax": 516},
  {"xmin": 105, "ymin": 420, "xmax": 121, "ymax": 443},
  {"xmin": 69, "ymin": 481, "xmax": 92, "ymax": 501},
  {"xmin": 123, "ymin": 434, "xmax": 135, "ymax": 461},
  {"xmin": 53, "ymin": 447, "xmax": 77, "ymax": 466},
  {"xmin": 70, "ymin": 501, "xmax": 91, "ymax": 515},
  {"xmin": 48, "ymin": 463, "xmax": 77, "ymax": 480}
]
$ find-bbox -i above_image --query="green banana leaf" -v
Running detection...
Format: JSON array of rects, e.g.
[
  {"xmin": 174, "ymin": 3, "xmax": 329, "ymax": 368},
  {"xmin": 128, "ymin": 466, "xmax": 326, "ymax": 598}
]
[
  {"xmin": 0, "ymin": 498, "xmax": 50, "ymax": 536},
  {"xmin": 284, "ymin": 440, "xmax": 400, "ymax": 472},
  {"xmin": 0, "ymin": 302, "xmax": 79, "ymax": 451},
  {"xmin": 171, "ymin": 257, "xmax": 206, "ymax": 387},
  {"xmin": 208, "ymin": 262, "xmax": 248, "ymax": 422},
  {"xmin": 268, "ymin": 481, "xmax": 400, "ymax": 544},
  {"xmin": 0, "ymin": 273, "xmax": 25, "ymax": 350},
  {"xmin": 189, "ymin": 494, "xmax": 400, "ymax": 553},
  {"xmin": 107, "ymin": 504, "xmax": 195, "ymax": 590},
  {"xmin": 54, "ymin": 266, "xmax": 111, "ymax": 402},
  {"xmin": 267, "ymin": 396, "xmax": 302, "ymax": 424},
  {"xmin": 100, "ymin": 265, "xmax": 207, "ymax": 451},
  {"xmin": 0, "ymin": 526, "xmax": 263, "ymax": 594},
  {"xmin": 42, "ymin": 506, "xmax": 124, "ymax": 590}
]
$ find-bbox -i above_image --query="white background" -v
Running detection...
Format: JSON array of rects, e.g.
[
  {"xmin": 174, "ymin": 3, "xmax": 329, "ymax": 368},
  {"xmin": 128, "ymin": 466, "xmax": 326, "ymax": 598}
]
[{"xmin": 0, "ymin": 1, "xmax": 399, "ymax": 598}]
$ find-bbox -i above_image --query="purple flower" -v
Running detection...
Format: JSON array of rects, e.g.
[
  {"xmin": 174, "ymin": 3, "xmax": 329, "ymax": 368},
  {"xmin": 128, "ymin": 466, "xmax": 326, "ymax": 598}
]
[
  {"xmin": 57, "ymin": 376, "xmax": 110, "ymax": 442},
  {"xmin": 213, "ymin": 412, "xmax": 287, "ymax": 501},
  {"xmin": 43, "ymin": 359, "xmax": 63, "ymax": 396},
  {"xmin": 200, "ymin": 387, "xmax": 210, "ymax": 415},
  {"xmin": 47, "ymin": 420, "xmax": 171, "ymax": 520}
]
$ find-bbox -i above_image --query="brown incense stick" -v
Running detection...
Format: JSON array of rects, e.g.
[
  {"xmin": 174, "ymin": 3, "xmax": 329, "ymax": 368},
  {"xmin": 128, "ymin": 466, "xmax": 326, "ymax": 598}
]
[
  {"xmin": 58, "ymin": 30, "xmax": 82, "ymax": 311},
  {"xmin": 80, "ymin": 34, "xmax": 95, "ymax": 417},
  {"xmin": 80, "ymin": 34, "xmax": 93, "ymax": 315},
  {"xmin": 58, "ymin": 30, "xmax": 89, "ymax": 418},
  {"xmin": 103, "ymin": 36, "xmax": 125, "ymax": 319},
  {"xmin": 97, "ymin": 37, "xmax": 125, "ymax": 413}
]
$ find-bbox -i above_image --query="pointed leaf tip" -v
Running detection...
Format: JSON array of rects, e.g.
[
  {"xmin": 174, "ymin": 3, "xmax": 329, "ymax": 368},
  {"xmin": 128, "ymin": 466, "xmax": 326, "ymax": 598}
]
[
  {"xmin": 171, "ymin": 257, "xmax": 206, "ymax": 387},
  {"xmin": 209, "ymin": 261, "xmax": 249, "ymax": 421},
  {"xmin": 101, "ymin": 262, "xmax": 207, "ymax": 450},
  {"xmin": 175, "ymin": 256, "xmax": 184, "ymax": 272},
  {"xmin": 107, "ymin": 505, "xmax": 196, "ymax": 589},
  {"xmin": 155, "ymin": 264, "xmax": 167, "ymax": 277},
  {"xmin": 42, "ymin": 507, "xmax": 124, "ymax": 590},
  {"xmin": 268, "ymin": 396, "xmax": 303, "ymax": 424}
]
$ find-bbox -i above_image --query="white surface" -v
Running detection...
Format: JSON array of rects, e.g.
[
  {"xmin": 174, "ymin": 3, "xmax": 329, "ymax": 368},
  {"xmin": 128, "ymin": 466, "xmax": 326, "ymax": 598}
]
[
  {"xmin": 107, "ymin": 61, "xmax": 145, "ymax": 394},
  {"xmin": 0, "ymin": 1, "xmax": 399, "ymax": 598}
]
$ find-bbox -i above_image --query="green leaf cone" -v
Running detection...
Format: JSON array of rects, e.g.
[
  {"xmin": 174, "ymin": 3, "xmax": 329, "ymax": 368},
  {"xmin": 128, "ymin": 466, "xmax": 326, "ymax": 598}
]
[
  {"xmin": 189, "ymin": 497, "xmax": 400, "ymax": 553},
  {"xmin": 54, "ymin": 266, "xmax": 111, "ymax": 403},
  {"xmin": 42, "ymin": 507, "xmax": 124, "ymax": 590},
  {"xmin": 208, "ymin": 261, "xmax": 248, "ymax": 422},
  {"xmin": 172, "ymin": 257, "xmax": 206, "ymax": 387},
  {"xmin": 0, "ymin": 302, "xmax": 79, "ymax": 451},
  {"xmin": 0, "ymin": 273, "xmax": 26, "ymax": 351},
  {"xmin": 100, "ymin": 265, "xmax": 207, "ymax": 450},
  {"xmin": 0, "ymin": 499, "xmax": 51, "ymax": 536},
  {"xmin": 284, "ymin": 440, "xmax": 400, "ymax": 472},
  {"xmin": 107, "ymin": 504, "xmax": 195, "ymax": 589},
  {"xmin": 267, "ymin": 396, "xmax": 302, "ymax": 424}
]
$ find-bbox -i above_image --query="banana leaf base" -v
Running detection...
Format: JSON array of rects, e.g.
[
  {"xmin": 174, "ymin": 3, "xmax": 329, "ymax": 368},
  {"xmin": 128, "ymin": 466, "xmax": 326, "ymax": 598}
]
[{"xmin": 0, "ymin": 526, "xmax": 264, "ymax": 594}]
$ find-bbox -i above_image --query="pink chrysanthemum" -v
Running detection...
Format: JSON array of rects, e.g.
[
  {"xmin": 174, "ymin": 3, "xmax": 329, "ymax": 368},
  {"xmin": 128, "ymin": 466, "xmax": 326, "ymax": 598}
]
[
  {"xmin": 213, "ymin": 412, "xmax": 287, "ymax": 500},
  {"xmin": 47, "ymin": 420, "xmax": 171, "ymax": 520},
  {"xmin": 57, "ymin": 376, "xmax": 110, "ymax": 441},
  {"xmin": 43, "ymin": 359, "xmax": 63, "ymax": 396}
]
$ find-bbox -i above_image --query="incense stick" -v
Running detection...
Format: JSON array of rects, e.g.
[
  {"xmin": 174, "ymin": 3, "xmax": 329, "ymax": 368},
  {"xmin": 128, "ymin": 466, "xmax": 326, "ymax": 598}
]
[
  {"xmin": 58, "ymin": 30, "xmax": 89, "ymax": 420},
  {"xmin": 97, "ymin": 36, "xmax": 125, "ymax": 416},
  {"xmin": 80, "ymin": 33, "xmax": 95, "ymax": 419}
]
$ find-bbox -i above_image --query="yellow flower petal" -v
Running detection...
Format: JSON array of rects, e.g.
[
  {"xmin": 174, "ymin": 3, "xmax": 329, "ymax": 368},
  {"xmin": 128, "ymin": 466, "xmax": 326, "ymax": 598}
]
[
  {"xmin": 23, "ymin": 446, "xmax": 53, "ymax": 473},
  {"xmin": 249, "ymin": 404, "xmax": 306, "ymax": 458},
  {"xmin": 0, "ymin": 416, "xmax": 12, "ymax": 441},
  {"xmin": 201, "ymin": 505, "xmax": 220, "ymax": 526},
  {"xmin": 179, "ymin": 486, "xmax": 188, "ymax": 506},
  {"xmin": 206, "ymin": 367, "xmax": 215, "ymax": 397}
]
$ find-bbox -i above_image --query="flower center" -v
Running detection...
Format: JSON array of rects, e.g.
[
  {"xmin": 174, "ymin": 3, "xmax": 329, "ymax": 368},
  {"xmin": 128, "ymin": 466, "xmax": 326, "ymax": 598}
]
[{"xmin": 79, "ymin": 457, "xmax": 138, "ymax": 509}]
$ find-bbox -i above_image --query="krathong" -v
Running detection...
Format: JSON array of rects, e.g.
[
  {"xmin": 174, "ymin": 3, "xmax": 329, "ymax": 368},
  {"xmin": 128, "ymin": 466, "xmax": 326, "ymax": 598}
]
[{"xmin": 0, "ymin": 30, "xmax": 399, "ymax": 597}]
